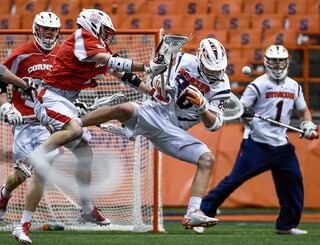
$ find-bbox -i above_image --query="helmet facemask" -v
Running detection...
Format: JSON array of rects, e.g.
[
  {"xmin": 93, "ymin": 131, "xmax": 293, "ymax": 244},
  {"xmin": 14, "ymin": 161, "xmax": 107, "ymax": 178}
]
[
  {"xmin": 100, "ymin": 25, "xmax": 115, "ymax": 47},
  {"xmin": 198, "ymin": 38, "xmax": 227, "ymax": 85},
  {"xmin": 33, "ymin": 12, "xmax": 61, "ymax": 51},
  {"xmin": 34, "ymin": 25, "xmax": 60, "ymax": 51},
  {"xmin": 264, "ymin": 45, "xmax": 289, "ymax": 83}
]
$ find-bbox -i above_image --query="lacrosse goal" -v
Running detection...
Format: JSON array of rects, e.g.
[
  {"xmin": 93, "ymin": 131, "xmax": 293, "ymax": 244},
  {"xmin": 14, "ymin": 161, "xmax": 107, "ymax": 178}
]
[{"xmin": 0, "ymin": 29, "xmax": 163, "ymax": 232}]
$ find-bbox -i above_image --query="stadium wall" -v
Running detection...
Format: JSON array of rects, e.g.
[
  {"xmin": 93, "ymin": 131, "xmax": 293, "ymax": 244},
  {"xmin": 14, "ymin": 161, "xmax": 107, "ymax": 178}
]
[{"xmin": 162, "ymin": 123, "xmax": 320, "ymax": 208}]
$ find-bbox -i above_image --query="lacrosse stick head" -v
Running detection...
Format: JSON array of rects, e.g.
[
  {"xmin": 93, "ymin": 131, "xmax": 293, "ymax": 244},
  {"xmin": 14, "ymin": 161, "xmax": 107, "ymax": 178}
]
[
  {"xmin": 159, "ymin": 35, "xmax": 189, "ymax": 61},
  {"xmin": 89, "ymin": 93, "xmax": 128, "ymax": 110},
  {"xmin": 223, "ymin": 93, "xmax": 244, "ymax": 121}
]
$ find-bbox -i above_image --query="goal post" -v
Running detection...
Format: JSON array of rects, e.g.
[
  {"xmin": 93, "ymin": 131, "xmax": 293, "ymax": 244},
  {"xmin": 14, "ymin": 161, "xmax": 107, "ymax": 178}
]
[{"xmin": 0, "ymin": 29, "xmax": 164, "ymax": 233}]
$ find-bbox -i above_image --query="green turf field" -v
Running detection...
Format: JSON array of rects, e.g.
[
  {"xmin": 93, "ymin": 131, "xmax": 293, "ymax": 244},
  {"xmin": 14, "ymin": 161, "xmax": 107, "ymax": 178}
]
[
  {"xmin": 1, "ymin": 208, "xmax": 319, "ymax": 245},
  {"xmin": 1, "ymin": 222, "xmax": 319, "ymax": 245}
]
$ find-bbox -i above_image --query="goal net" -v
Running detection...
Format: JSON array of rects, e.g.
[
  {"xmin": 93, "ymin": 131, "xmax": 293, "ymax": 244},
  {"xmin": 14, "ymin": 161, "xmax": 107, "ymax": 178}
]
[{"xmin": 0, "ymin": 29, "xmax": 164, "ymax": 232}]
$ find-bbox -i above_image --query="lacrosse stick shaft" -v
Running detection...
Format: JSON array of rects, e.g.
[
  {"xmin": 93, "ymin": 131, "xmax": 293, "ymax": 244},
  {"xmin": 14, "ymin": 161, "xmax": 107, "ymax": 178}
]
[
  {"xmin": 254, "ymin": 114, "xmax": 303, "ymax": 133},
  {"xmin": 160, "ymin": 73, "xmax": 166, "ymax": 98},
  {"xmin": 165, "ymin": 53, "xmax": 174, "ymax": 88}
]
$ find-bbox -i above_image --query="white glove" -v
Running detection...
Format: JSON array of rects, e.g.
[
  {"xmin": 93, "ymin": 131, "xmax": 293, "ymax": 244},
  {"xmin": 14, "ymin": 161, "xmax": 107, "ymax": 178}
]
[
  {"xmin": 74, "ymin": 99, "xmax": 88, "ymax": 117},
  {"xmin": 0, "ymin": 102, "xmax": 23, "ymax": 125},
  {"xmin": 186, "ymin": 85, "xmax": 209, "ymax": 114},
  {"xmin": 299, "ymin": 121, "xmax": 318, "ymax": 140},
  {"xmin": 148, "ymin": 79, "xmax": 172, "ymax": 106},
  {"xmin": 144, "ymin": 57, "xmax": 167, "ymax": 79},
  {"xmin": 13, "ymin": 77, "xmax": 37, "ymax": 102}
]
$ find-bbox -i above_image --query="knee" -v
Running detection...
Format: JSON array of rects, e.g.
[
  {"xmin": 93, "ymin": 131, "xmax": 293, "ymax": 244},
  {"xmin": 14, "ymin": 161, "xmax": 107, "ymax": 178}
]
[
  {"xmin": 15, "ymin": 171, "xmax": 26, "ymax": 183},
  {"xmin": 198, "ymin": 152, "xmax": 215, "ymax": 170},
  {"xmin": 115, "ymin": 103, "xmax": 133, "ymax": 120}
]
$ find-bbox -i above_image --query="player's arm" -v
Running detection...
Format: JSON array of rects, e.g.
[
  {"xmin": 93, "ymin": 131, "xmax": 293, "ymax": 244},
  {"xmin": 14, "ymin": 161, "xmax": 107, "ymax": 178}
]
[
  {"xmin": 90, "ymin": 52, "xmax": 167, "ymax": 78},
  {"xmin": 0, "ymin": 64, "xmax": 28, "ymax": 90},
  {"xmin": 186, "ymin": 85, "xmax": 223, "ymax": 132}
]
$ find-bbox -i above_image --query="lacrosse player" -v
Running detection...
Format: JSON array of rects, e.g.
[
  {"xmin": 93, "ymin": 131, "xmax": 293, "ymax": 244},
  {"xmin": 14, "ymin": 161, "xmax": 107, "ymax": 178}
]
[
  {"xmin": 200, "ymin": 45, "xmax": 318, "ymax": 235},
  {"xmin": 78, "ymin": 38, "xmax": 231, "ymax": 229}
]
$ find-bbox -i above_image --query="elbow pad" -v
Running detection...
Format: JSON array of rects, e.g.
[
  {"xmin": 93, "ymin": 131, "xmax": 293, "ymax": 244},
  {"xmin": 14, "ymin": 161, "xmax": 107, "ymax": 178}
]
[
  {"xmin": 107, "ymin": 55, "xmax": 133, "ymax": 72},
  {"xmin": 205, "ymin": 113, "xmax": 223, "ymax": 132},
  {"xmin": 120, "ymin": 73, "xmax": 142, "ymax": 89}
]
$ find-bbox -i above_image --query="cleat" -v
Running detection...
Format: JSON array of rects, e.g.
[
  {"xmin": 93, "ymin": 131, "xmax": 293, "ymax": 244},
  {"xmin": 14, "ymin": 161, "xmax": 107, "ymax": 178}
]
[
  {"xmin": 193, "ymin": 226, "xmax": 205, "ymax": 234},
  {"xmin": 12, "ymin": 222, "xmax": 32, "ymax": 244},
  {"xmin": 182, "ymin": 210, "xmax": 218, "ymax": 229},
  {"xmin": 77, "ymin": 207, "xmax": 111, "ymax": 226},
  {"xmin": 0, "ymin": 185, "xmax": 11, "ymax": 220},
  {"xmin": 14, "ymin": 157, "xmax": 32, "ymax": 178},
  {"xmin": 275, "ymin": 228, "xmax": 308, "ymax": 235}
]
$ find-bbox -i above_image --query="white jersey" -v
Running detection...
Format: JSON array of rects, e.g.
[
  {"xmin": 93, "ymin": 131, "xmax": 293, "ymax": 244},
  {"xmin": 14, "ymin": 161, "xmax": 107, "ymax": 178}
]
[
  {"xmin": 168, "ymin": 53, "xmax": 231, "ymax": 130},
  {"xmin": 241, "ymin": 74, "xmax": 307, "ymax": 146}
]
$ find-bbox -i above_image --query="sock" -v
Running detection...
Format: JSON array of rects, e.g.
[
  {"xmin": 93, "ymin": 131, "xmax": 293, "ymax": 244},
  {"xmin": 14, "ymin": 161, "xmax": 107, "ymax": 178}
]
[
  {"xmin": 20, "ymin": 210, "xmax": 34, "ymax": 224},
  {"xmin": 80, "ymin": 199, "xmax": 93, "ymax": 214},
  {"xmin": 2, "ymin": 186, "xmax": 11, "ymax": 198},
  {"xmin": 187, "ymin": 196, "xmax": 202, "ymax": 215}
]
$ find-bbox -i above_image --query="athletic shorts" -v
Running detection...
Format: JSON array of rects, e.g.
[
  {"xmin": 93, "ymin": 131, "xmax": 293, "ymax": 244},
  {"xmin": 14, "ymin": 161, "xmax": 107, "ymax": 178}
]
[
  {"xmin": 12, "ymin": 124, "xmax": 61, "ymax": 164},
  {"xmin": 123, "ymin": 100, "xmax": 211, "ymax": 164},
  {"xmin": 34, "ymin": 87, "xmax": 91, "ymax": 150}
]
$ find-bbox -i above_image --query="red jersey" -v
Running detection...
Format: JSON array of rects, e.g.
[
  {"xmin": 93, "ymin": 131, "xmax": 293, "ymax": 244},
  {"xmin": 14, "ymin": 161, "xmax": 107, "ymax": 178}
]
[
  {"xmin": 43, "ymin": 28, "xmax": 109, "ymax": 90},
  {"xmin": 3, "ymin": 41, "xmax": 60, "ymax": 116}
]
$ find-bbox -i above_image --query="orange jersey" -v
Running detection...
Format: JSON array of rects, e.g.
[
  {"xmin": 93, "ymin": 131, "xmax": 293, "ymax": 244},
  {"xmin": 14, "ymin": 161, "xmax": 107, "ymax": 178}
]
[
  {"xmin": 3, "ymin": 41, "xmax": 60, "ymax": 116},
  {"xmin": 43, "ymin": 28, "xmax": 110, "ymax": 90}
]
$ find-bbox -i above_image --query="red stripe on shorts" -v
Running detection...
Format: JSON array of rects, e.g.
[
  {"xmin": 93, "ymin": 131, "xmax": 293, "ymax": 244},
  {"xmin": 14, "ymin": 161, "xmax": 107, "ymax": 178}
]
[
  {"xmin": 45, "ymin": 108, "xmax": 71, "ymax": 124},
  {"xmin": 37, "ymin": 89, "xmax": 46, "ymax": 104}
]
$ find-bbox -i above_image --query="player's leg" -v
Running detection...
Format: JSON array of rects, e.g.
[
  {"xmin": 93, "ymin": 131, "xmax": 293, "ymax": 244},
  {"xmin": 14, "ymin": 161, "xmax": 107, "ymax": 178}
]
[
  {"xmin": 272, "ymin": 143, "xmax": 306, "ymax": 235},
  {"xmin": 72, "ymin": 140, "xmax": 110, "ymax": 226},
  {"xmin": 200, "ymin": 138, "xmax": 271, "ymax": 217},
  {"xmin": 80, "ymin": 103, "xmax": 134, "ymax": 127},
  {"xmin": 0, "ymin": 169, "xmax": 26, "ymax": 220},
  {"xmin": 182, "ymin": 151, "xmax": 220, "ymax": 229},
  {"xmin": 12, "ymin": 172, "xmax": 45, "ymax": 244}
]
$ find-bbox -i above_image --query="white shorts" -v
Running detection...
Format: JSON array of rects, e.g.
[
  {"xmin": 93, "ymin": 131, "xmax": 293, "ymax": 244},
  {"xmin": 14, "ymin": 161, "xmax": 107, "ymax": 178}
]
[
  {"xmin": 123, "ymin": 101, "xmax": 211, "ymax": 164},
  {"xmin": 34, "ymin": 87, "xmax": 91, "ymax": 150},
  {"xmin": 12, "ymin": 124, "xmax": 60, "ymax": 164}
]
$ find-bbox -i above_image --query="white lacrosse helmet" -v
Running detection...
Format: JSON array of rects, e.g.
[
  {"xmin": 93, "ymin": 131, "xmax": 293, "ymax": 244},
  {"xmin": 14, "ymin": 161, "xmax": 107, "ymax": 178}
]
[
  {"xmin": 33, "ymin": 12, "xmax": 61, "ymax": 51},
  {"xmin": 197, "ymin": 38, "xmax": 227, "ymax": 85},
  {"xmin": 77, "ymin": 9, "xmax": 115, "ymax": 48},
  {"xmin": 264, "ymin": 45, "xmax": 289, "ymax": 82}
]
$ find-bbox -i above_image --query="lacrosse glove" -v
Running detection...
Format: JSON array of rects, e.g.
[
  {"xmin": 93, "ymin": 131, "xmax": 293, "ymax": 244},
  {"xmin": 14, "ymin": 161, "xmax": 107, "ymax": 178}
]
[{"xmin": 299, "ymin": 121, "xmax": 318, "ymax": 140}]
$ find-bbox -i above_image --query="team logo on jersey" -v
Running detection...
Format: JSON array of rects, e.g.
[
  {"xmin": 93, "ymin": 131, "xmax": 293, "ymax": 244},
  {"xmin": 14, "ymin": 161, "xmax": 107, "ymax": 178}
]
[
  {"xmin": 265, "ymin": 91, "xmax": 294, "ymax": 99},
  {"xmin": 178, "ymin": 68, "xmax": 210, "ymax": 93},
  {"xmin": 28, "ymin": 64, "xmax": 53, "ymax": 73}
]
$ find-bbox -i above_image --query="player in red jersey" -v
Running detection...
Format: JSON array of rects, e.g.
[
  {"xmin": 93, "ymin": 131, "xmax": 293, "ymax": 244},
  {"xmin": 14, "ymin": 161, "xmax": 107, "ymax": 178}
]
[{"xmin": 0, "ymin": 12, "xmax": 110, "ymax": 244}]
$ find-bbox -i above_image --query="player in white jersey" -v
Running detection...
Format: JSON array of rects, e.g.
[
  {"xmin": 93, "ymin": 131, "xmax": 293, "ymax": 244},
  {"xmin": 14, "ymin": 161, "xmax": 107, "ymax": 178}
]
[
  {"xmin": 200, "ymin": 45, "xmax": 318, "ymax": 235},
  {"xmin": 78, "ymin": 38, "xmax": 231, "ymax": 229}
]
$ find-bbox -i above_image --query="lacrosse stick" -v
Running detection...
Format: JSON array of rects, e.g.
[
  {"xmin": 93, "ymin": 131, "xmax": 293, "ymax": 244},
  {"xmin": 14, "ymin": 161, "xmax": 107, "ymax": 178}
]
[
  {"xmin": 223, "ymin": 92, "xmax": 305, "ymax": 134},
  {"xmin": 157, "ymin": 35, "xmax": 189, "ymax": 97}
]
